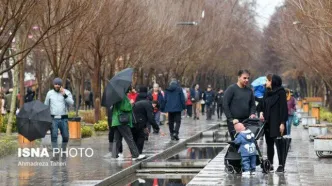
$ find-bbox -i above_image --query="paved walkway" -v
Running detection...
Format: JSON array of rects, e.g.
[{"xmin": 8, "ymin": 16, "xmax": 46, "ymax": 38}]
[
  {"xmin": 188, "ymin": 125, "xmax": 332, "ymax": 185},
  {"xmin": 0, "ymin": 117, "xmax": 220, "ymax": 186}
]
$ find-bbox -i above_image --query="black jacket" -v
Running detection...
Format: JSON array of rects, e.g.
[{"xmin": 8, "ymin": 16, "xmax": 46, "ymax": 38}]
[
  {"xmin": 133, "ymin": 100, "xmax": 160, "ymax": 131},
  {"xmin": 262, "ymin": 87, "xmax": 288, "ymax": 138},
  {"xmin": 215, "ymin": 93, "xmax": 224, "ymax": 105}
]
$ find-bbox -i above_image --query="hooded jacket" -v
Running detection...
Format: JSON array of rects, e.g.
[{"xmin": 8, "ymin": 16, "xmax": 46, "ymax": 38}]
[
  {"xmin": 262, "ymin": 75, "xmax": 288, "ymax": 137},
  {"xmin": 234, "ymin": 129, "xmax": 257, "ymax": 156},
  {"xmin": 164, "ymin": 81, "xmax": 186, "ymax": 112}
]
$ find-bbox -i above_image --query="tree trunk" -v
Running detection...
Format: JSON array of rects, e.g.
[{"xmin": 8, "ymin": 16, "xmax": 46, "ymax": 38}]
[
  {"xmin": 6, "ymin": 62, "xmax": 19, "ymax": 135},
  {"xmin": 92, "ymin": 59, "xmax": 101, "ymax": 122},
  {"xmin": 19, "ymin": 59, "xmax": 25, "ymax": 108}
]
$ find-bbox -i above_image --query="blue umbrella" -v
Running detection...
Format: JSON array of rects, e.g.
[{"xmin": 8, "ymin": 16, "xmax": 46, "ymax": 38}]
[{"xmin": 251, "ymin": 76, "xmax": 267, "ymax": 87}]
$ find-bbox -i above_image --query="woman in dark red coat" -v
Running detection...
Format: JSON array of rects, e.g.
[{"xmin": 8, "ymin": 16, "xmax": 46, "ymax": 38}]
[{"xmin": 260, "ymin": 74, "xmax": 288, "ymax": 173}]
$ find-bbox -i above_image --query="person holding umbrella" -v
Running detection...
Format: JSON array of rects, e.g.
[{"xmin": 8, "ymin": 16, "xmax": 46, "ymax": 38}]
[
  {"xmin": 101, "ymin": 68, "xmax": 144, "ymax": 160},
  {"xmin": 259, "ymin": 74, "xmax": 288, "ymax": 173},
  {"xmin": 44, "ymin": 77, "xmax": 74, "ymax": 161}
]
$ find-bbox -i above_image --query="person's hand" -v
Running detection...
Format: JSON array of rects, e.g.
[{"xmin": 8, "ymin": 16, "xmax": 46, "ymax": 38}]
[
  {"xmin": 144, "ymin": 128, "xmax": 150, "ymax": 135},
  {"xmin": 280, "ymin": 123, "xmax": 285, "ymax": 135},
  {"xmin": 60, "ymin": 87, "xmax": 65, "ymax": 95},
  {"xmin": 259, "ymin": 114, "xmax": 264, "ymax": 121},
  {"xmin": 249, "ymin": 114, "xmax": 256, "ymax": 119},
  {"xmin": 130, "ymin": 99, "xmax": 134, "ymax": 104}
]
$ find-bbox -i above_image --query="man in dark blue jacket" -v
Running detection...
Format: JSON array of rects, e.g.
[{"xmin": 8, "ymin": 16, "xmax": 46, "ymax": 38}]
[
  {"xmin": 204, "ymin": 85, "xmax": 215, "ymax": 120},
  {"xmin": 164, "ymin": 79, "xmax": 186, "ymax": 140}
]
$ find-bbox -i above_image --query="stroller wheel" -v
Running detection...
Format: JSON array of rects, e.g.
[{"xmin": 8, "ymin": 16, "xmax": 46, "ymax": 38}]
[
  {"xmin": 262, "ymin": 160, "xmax": 271, "ymax": 173},
  {"xmin": 234, "ymin": 167, "xmax": 242, "ymax": 174},
  {"xmin": 225, "ymin": 165, "xmax": 235, "ymax": 174}
]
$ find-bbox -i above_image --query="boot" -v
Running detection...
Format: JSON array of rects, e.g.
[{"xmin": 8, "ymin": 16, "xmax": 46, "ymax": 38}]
[
  {"xmin": 173, "ymin": 133, "xmax": 179, "ymax": 141},
  {"xmin": 170, "ymin": 133, "xmax": 175, "ymax": 140}
]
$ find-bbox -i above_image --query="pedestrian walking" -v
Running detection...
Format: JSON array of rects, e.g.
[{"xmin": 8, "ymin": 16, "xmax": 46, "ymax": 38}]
[
  {"xmin": 164, "ymin": 79, "xmax": 186, "ymax": 140},
  {"xmin": 84, "ymin": 89, "xmax": 91, "ymax": 110},
  {"xmin": 44, "ymin": 78, "xmax": 74, "ymax": 161},
  {"xmin": 223, "ymin": 70, "xmax": 256, "ymax": 140},
  {"xmin": 111, "ymin": 94, "xmax": 145, "ymax": 160},
  {"xmin": 259, "ymin": 74, "xmax": 288, "ymax": 173},
  {"xmin": 215, "ymin": 89, "xmax": 224, "ymax": 120},
  {"xmin": 190, "ymin": 84, "xmax": 202, "ymax": 120},
  {"xmin": 204, "ymin": 85, "xmax": 215, "ymax": 120},
  {"xmin": 104, "ymin": 106, "xmax": 123, "ymax": 158},
  {"xmin": 147, "ymin": 83, "xmax": 165, "ymax": 126},
  {"xmin": 0, "ymin": 93, "xmax": 6, "ymax": 115},
  {"xmin": 132, "ymin": 94, "xmax": 160, "ymax": 153},
  {"xmin": 185, "ymin": 88, "xmax": 193, "ymax": 118},
  {"xmin": 25, "ymin": 87, "xmax": 35, "ymax": 103},
  {"xmin": 285, "ymin": 88, "xmax": 296, "ymax": 136}
]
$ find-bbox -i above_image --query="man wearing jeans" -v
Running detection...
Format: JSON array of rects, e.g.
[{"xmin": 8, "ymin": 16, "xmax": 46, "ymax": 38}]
[{"xmin": 45, "ymin": 78, "xmax": 74, "ymax": 161}]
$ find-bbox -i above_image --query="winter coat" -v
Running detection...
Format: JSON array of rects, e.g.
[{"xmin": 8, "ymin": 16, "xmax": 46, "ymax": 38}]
[
  {"xmin": 190, "ymin": 89, "xmax": 202, "ymax": 102},
  {"xmin": 234, "ymin": 129, "xmax": 257, "ymax": 157},
  {"xmin": 287, "ymin": 96, "xmax": 296, "ymax": 116},
  {"xmin": 128, "ymin": 92, "xmax": 138, "ymax": 103},
  {"xmin": 133, "ymin": 100, "xmax": 160, "ymax": 130},
  {"xmin": 204, "ymin": 90, "xmax": 215, "ymax": 106},
  {"xmin": 215, "ymin": 93, "xmax": 224, "ymax": 105},
  {"xmin": 147, "ymin": 90, "xmax": 165, "ymax": 111},
  {"xmin": 254, "ymin": 85, "xmax": 265, "ymax": 98},
  {"xmin": 164, "ymin": 81, "xmax": 186, "ymax": 112},
  {"xmin": 262, "ymin": 87, "xmax": 288, "ymax": 137},
  {"xmin": 111, "ymin": 96, "xmax": 133, "ymax": 128},
  {"xmin": 186, "ymin": 92, "xmax": 192, "ymax": 106}
]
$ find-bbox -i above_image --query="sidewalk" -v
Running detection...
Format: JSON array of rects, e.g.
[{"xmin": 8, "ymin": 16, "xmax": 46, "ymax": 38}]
[
  {"xmin": 188, "ymin": 125, "xmax": 332, "ymax": 185},
  {"xmin": 0, "ymin": 118, "xmax": 220, "ymax": 186}
]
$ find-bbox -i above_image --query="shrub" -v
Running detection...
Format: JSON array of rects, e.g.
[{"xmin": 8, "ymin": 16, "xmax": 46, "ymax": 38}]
[
  {"xmin": 79, "ymin": 108, "xmax": 107, "ymax": 124},
  {"xmin": 320, "ymin": 108, "xmax": 332, "ymax": 122},
  {"xmin": 0, "ymin": 115, "xmax": 17, "ymax": 133},
  {"xmin": 68, "ymin": 111, "xmax": 77, "ymax": 118},
  {"xmin": 94, "ymin": 120, "xmax": 108, "ymax": 131},
  {"xmin": 81, "ymin": 126, "xmax": 92, "ymax": 138},
  {"xmin": 0, "ymin": 136, "xmax": 18, "ymax": 158}
]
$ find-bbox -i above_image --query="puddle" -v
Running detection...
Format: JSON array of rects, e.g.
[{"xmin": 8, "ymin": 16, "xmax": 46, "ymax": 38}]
[
  {"xmin": 168, "ymin": 147, "xmax": 223, "ymax": 160},
  {"xmin": 129, "ymin": 176, "xmax": 194, "ymax": 186}
]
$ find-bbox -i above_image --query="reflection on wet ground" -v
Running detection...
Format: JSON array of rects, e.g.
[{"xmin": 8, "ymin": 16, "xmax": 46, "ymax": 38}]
[{"xmin": 168, "ymin": 147, "xmax": 223, "ymax": 161}]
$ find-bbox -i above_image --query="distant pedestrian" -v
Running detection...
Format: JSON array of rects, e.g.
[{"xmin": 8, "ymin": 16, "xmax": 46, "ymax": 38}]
[
  {"xmin": 223, "ymin": 70, "xmax": 256, "ymax": 140},
  {"xmin": 45, "ymin": 78, "xmax": 74, "ymax": 161},
  {"xmin": 0, "ymin": 93, "xmax": 6, "ymax": 115},
  {"xmin": 204, "ymin": 85, "xmax": 215, "ymax": 120},
  {"xmin": 148, "ymin": 83, "xmax": 165, "ymax": 126},
  {"xmin": 185, "ymin": 88, "xmax": 193, "ymax": 118},
  {"xmin": 84, "ymin": 89, "xmax": 91, "ymax": 109},
  {"xmin": 286, "ymin": 88, "xmax": 296, "ymax": 136},
  {"xmin": 164, "ymin": 79, "xmax": 186, "ymax": 140},
  {"xmin": 25, "ymin": 87, "xmax": 35, "ymax": 103},
  {"xmin": 190, "ymin": 84, "xmax": 202, "ymax": 120},
  {"xmin": 4, "ymin": 88, "xmax": 13, "ymax": 113},
  {"xmin": 215, "ymin": 89, "xmax": 224, "ymax": 120}
]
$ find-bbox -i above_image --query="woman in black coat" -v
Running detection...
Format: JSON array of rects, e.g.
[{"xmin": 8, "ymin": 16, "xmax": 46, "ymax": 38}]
[{"xmin": 259, "ymin": 74, "xmax": 288, "ymax": 173}]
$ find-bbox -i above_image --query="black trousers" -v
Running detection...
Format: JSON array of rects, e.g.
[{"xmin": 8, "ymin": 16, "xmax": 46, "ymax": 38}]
[
  {"xmin": 201, "ymin": 104, "xmax": 205, "ymax": 114},
  {"xmin": 264, "ymin": 128, "xmax": 282, "ymax": 166},
  {"xmin": 168, "ymin": 112, "xmax": 182, "ymax": 135},
  {"xmin": 108, "ymin": 127, "xmax": 122, "ymax": 153},
  {"xmin": 112, "ymin": 125, "xmax": 140, "ymax": 158},
  {"xmin": 186, "ymin": 105, "xmax": 193, "ymax": 117},
  {"xmin": 206, "ymin": 104, "xmax": 213, "ymax": 120},
  {"xmin": 217, "ymin": 104, "xmax": 223, "ymax": 119},
  {"xmin": 131, "ymin": 127, "xmax": 146, "ymax": 154}
]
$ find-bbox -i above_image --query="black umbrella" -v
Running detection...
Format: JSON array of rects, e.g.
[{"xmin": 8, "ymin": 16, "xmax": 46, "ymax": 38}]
[
  {"xmin": 17, "ymin": 100, "xmax": 53, "ymax": 141},
  {"xmin": 101, "ymin": 68, "xmax": 134, "ymax": 108},
  {"xmin": 275, "ymin": 137, "xmax": 292, "ymax": 167}
]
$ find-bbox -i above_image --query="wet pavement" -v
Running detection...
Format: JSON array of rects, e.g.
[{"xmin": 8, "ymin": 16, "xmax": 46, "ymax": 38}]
[
  {"xmin": 0, "ymin": 117, "xmax": 221, "ymax": 186},
  {"xmin": 188, "ymin": 125, "xmax": 332, "ymax": 186}
]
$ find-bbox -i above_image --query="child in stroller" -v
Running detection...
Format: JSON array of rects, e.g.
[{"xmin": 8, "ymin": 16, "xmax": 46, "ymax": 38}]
[
  {"xmin": 233, "ymin": 121, "xmax": 257, "ymax": 176},
  {"xmin": 224, "ymin": 118, "xmax": 271, "ymax": 175}
]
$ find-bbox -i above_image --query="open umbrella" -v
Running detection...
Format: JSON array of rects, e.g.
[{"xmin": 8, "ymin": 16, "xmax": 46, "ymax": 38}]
[
  {"xmin": 17, "ymin": 100, "xmax": 53, "ymax": 141},
  {"xmin": 101, "ymin": 68, "xmax": 134, "ymax": 108},
  {"xmin": 251, "ymin": 76, "xmax": 267, "ymax": 87}
]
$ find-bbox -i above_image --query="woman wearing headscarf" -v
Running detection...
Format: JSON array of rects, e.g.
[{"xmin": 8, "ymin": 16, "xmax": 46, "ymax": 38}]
[
  {"xmin": 259, "ymin": 74, "xmax": 288, "ymax": 173},
  {"xmin": 285, "ymin": 88, "xmax": 296, "ymax": 136}
]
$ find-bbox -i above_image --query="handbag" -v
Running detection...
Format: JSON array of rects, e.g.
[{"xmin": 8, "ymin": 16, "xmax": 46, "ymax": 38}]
[
  {"xmin": 200, "ymin": 100, "xmax": 205, "ymax": 104},
  {"xmin": 292, "ymin": 113, "xmax": 300, "ymax": 126},
  {"xmin": 118, "ymin": 112, "xmax": 130, "ymax": 124}
]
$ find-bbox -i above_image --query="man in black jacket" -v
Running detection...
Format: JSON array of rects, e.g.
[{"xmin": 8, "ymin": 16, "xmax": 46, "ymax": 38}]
[
  {"xmin": 132, "ymin": 88, "xmax": 160, "ymax": 154},
  {"xmin": 215, "ymin": 89, "xmax": 224, "ymax": 120}
]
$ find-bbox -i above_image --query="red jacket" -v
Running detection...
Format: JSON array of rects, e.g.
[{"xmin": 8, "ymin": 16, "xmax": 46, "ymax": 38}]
[
  {"xmin": 127, "ymin": 92, "xmax": 138, "ymax": 103},
  {"xmin": 186, "ymin": 92, "xmax": 192, "ymax": 106}
]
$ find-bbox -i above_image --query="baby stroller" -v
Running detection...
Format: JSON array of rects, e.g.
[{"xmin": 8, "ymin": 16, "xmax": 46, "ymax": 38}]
[{"xmin": 224, "ymin": 118, "xmax": 271, "ymax": 174}]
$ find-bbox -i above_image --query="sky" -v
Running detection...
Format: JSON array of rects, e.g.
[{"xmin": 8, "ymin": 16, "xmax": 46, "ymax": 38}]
[{"xmin": 255, "ymin": 0, "xmax": 285, "ymax": 29}]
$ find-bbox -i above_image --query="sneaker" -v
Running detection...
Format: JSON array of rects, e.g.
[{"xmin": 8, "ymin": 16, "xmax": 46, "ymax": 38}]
[
  {"xmin": 133, "ymin": 154, "xmax": 146, "ymax": 161},
  {"xmin": 118, "ymin": 153, "xmax": 124, "ymax": 158},
  {"xmin": 138, "ymin": 178, "xmax": 146, "ymax": 183},
  {"xmin": 251, "ymin": 171, "xmax": 256, "ymax": 175},
  {"xmin": 242, "ymin": 171, "xmax": 250, "ymax": 177},
  {"xmin": 276, "ymin": 166, "xmax": 284, "ymax": 173},
  {"xmin": 173, "ymin": 134, "xmax": 179, "ymax": 141}
]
